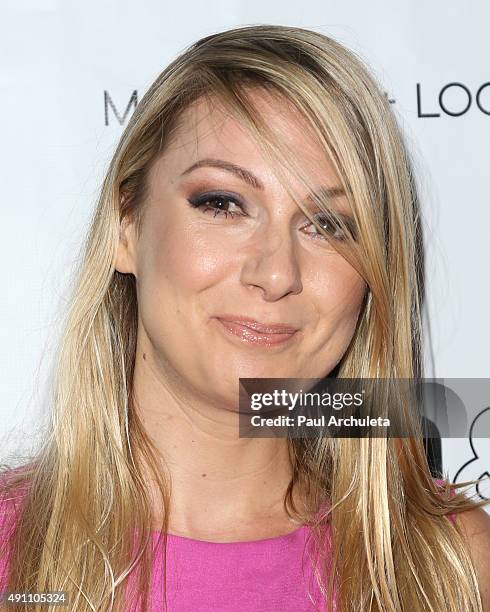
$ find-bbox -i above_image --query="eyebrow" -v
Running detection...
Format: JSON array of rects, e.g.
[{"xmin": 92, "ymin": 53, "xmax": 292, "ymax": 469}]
[{"xmin": 180, "ymin": 157, "xmax": 346, "ymax": 202}]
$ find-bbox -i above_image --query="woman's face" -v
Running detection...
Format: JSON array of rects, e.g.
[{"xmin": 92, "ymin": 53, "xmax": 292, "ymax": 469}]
[{"xmin": 116, "ymin": 91, "xmax": 367, "ymax": 407}]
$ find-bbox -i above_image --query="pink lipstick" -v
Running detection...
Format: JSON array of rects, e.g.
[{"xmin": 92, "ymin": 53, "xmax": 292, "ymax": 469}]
[{"xmin": 213, "ymin": 315, "xmax": 300, "ymax": 347}]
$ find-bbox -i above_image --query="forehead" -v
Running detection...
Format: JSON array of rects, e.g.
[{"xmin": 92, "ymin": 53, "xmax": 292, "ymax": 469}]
[{"xmin": 157, "ymin": 89, "xmax": 343, "ymax": 197}]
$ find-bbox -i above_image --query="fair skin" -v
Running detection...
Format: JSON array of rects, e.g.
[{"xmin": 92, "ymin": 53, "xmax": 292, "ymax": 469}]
[{"xmin": 115, "ymin": 90, "xmax": 367, "ymax": 542}]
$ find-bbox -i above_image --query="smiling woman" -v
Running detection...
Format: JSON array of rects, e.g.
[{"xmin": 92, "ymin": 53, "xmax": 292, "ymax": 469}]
[
  {"xmin": 1, "ymin": 23, "xmax": 489, "ymax": 612},
  {"xmin": 116, "ymin": 90, "xmax": 367, "ymax": 400}
]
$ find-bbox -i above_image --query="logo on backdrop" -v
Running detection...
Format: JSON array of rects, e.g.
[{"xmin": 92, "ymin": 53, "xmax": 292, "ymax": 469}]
[
  {"xmin": 103, "ymin": 83, "xmax": 490, "ymax": 125},
  {"xmin": 104, "ymin": 90, "xmax": 138, "ymax": 126},
  {"xmin": 417, "ymin": 82, "xmax": 490, "ymax": 117},
  {"xmin": 454, "ymin": 407, "xmax": 490, "ymax": 500}
]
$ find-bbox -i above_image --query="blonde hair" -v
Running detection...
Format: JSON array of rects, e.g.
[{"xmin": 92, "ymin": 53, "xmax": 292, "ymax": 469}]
[{"xmin": 1, "ymin": 24, "xmax": 489, "ymax": 611}]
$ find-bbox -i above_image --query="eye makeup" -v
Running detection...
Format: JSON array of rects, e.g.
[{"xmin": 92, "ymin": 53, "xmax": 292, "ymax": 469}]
[
  {"xmin": 187, "ymin": 191, "xmax": 247, "ymax": 219},
  {"xmin": 185, "ymin": 189, "xmax": 357, "ymax": 242}
]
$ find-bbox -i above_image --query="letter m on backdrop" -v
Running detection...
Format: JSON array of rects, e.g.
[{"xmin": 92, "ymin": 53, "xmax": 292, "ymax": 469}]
[{"xmin": 104, "ymin": 90, "xmax": 138, "ymax": 126}]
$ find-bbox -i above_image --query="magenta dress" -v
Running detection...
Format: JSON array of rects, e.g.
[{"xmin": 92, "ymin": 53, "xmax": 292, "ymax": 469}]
[
  {"xmin": 130, "ymin": 522, "xmax": 332, "ymax": 611},
  {"xmin": 0, "ymin": 478, "xmax": 456, "ymax": 611}
]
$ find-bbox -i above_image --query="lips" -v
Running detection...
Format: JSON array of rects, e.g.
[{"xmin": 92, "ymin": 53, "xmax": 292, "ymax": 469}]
[
  {"xmin": 212, "ymin": 315, "xmax": 300, "ymax": 347},
  {"xmin": 215, "ymin": 315, "xmax": 299, "ymax": 334}
]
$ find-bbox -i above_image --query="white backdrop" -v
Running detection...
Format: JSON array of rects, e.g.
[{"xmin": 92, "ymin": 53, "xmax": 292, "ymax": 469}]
[{"xmin": 1, "ymin": 1, "xmax": 489, "ymax": 505}]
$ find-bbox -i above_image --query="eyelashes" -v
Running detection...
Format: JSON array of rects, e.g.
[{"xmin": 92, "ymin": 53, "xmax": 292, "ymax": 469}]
[
  {"xmin": 186, "ymin": 191, "xmax": 355, "ymax": 242},
  {"xmin": 187, "ymin": 191, "xmax": 246, "ymax": 220}
]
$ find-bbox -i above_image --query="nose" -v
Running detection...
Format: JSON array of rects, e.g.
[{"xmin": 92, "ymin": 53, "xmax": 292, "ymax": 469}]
[{"xmin": 239, "ymin": 226, "xmax": 303, "ymax": 301}]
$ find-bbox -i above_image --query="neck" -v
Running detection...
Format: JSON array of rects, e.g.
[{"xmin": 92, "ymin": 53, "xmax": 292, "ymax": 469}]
[{"xmin": 130, "ymin": 342, "xmax": 309, "ymax": 539}]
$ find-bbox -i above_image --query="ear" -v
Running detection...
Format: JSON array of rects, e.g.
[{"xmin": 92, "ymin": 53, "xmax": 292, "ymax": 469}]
[{"xmin": 115, "ymin": 214, "xmax": 138, "ymax": 275}]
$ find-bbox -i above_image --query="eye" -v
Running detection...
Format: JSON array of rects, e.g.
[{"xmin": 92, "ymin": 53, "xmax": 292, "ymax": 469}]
[
  {"xmin": 301, "ymin": 214, "xmax": 350, "ymax": 241},
  {"xmin": 187, "ymin": 192, "xmax": 247, "ymax": 219}
]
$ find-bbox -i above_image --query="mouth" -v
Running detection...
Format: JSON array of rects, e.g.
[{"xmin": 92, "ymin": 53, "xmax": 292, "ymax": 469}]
[{"xmin": 213, "ymin": 315, "xmax": 300, "ymax": 347}]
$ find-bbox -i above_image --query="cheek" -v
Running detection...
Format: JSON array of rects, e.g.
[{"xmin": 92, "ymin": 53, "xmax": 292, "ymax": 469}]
[
  {"xmin": 311, "ymin": 260, "xmax": 367, "ymax": 332},
  {"xmin": 144, "ymin": 222, "xmax": 231, "ymax": 301},
  {"xmin": 136, "ymin": 219, "xmax": 238, "ymax": 357}
]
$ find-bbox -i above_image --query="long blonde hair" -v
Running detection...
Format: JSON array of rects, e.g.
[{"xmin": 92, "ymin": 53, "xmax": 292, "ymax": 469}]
[{"xmin": 1, "ymin": 24, "xmax": 488, "ymax": 611}]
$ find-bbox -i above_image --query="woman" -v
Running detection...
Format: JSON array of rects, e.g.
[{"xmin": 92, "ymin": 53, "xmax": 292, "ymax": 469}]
[{"xmin": 1, "ymin": 24, "xmax": 489, "ymax": 611}]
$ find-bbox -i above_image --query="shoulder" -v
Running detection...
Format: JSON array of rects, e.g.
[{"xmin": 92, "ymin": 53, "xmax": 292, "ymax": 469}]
[{"xmin": 456, "ymin": 506, "xmax": 490, "ymax": 609}]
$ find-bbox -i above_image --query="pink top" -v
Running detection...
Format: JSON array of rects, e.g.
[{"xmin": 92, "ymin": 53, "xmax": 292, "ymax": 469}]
[
  {"xmin": 139, "ymin": 524, "xmax": 330, "ymax": 611},
  {"xmin": 0, "ymin": 477, "xmax": 456, "ymax": 611}
]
